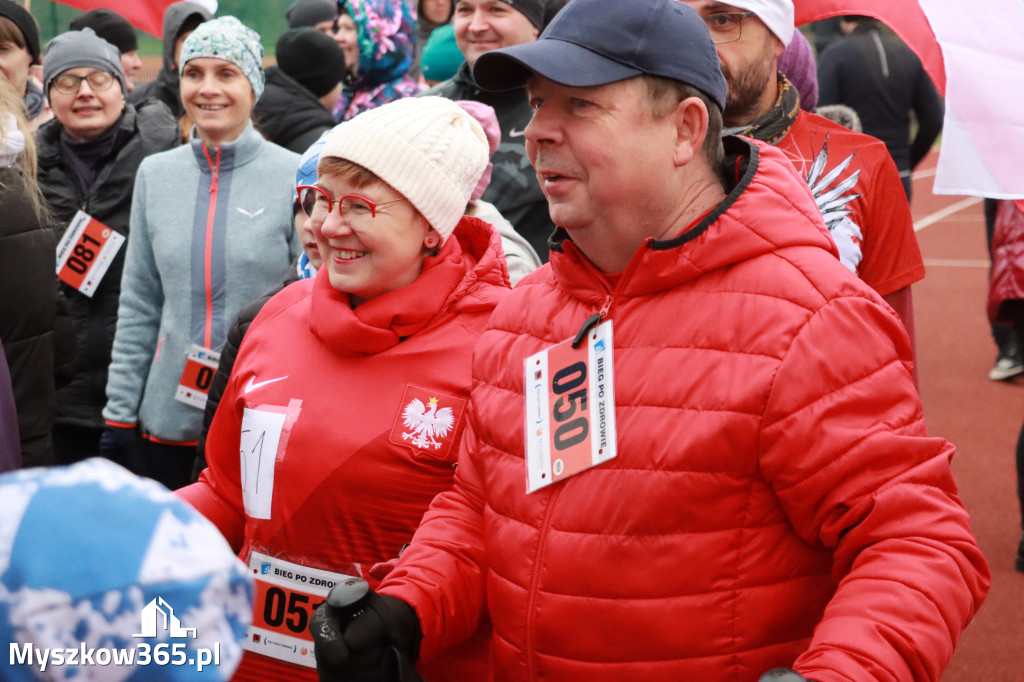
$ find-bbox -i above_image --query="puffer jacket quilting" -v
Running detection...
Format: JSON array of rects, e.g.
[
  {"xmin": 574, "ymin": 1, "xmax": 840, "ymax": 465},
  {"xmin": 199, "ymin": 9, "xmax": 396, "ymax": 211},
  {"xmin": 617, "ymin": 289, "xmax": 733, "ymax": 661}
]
[{"xmin": 381, "ymin": 138, "xmax": 988, "ymax": 681}]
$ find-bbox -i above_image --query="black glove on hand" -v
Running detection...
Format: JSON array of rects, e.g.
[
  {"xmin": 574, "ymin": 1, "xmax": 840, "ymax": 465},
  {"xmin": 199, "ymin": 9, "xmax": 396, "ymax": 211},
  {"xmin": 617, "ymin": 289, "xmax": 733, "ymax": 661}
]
[
  {"xmin": 310, "ymin": 579, "xmax": 422, "ymax": 682},
  {"xmin": 759, "ymin": 668, "xmax": 818, "ymax": 682},
  {"xmin": 98, "ymin": 425, "xmax": 144, "ymax": 472}
]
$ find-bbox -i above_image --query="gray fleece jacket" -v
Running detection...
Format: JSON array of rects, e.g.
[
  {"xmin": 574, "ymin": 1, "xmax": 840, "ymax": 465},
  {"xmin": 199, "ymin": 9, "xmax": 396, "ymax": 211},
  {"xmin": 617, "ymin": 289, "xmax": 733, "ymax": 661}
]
[{"xmin": 103, "ymin": 123, "xmax": 300, "ymax": 443}]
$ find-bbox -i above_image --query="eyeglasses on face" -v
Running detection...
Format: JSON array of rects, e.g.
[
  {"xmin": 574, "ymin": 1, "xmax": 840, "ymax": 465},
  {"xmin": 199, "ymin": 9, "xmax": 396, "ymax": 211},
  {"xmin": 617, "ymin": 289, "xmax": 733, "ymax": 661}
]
[
  {"xmin": 702, "ymin": 11, "xmax": 755, "ymax": 44},
  {"xmin": 297, "ymin": 185, "xmax": 407, "ymax": 223},
  {"xmin": 52, "ymin": 70, "xmax": 116, "ymax": 95}
]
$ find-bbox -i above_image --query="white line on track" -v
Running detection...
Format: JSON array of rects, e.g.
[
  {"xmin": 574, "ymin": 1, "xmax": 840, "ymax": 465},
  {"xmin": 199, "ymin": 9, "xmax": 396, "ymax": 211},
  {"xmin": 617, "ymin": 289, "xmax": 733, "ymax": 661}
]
[
  {"xmin": 922, "ymin": 258, "xmax": 991, "ymax": 268},
  {"xmin": 913, "ymin": 196, "xmax": 983, "ymax": 232}
]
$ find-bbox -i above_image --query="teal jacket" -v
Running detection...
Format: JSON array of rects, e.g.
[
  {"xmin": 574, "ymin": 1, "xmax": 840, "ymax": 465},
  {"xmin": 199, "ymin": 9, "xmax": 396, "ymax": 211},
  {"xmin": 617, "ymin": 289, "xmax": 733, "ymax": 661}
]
[{"xmin": 103, "ymin": 123, "xmax": 301, "ymax": 443}]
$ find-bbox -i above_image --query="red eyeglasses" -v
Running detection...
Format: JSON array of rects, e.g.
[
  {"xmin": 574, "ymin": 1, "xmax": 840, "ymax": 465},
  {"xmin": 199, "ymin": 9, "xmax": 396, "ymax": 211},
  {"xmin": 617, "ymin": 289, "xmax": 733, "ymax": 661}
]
[{"xmin": 297, "ymin": 185, "xmax": 407, "ymax": 222}]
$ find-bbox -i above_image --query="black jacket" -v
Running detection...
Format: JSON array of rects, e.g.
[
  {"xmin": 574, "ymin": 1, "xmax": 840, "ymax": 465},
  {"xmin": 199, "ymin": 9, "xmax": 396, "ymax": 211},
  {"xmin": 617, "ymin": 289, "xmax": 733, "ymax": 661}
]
[
  {"xmin": 0, "ymin": 167, "xmax": 76, "ymax": 466},
  {"xmin": 253, "ymin": 67, "xmax": 336, "ymax": 155},
  {"xmin": 425, "ymin": 63, "xmax": 555, "ymax": 261},
  {"xmin": 35, "ymin": 100, "xmax": 180, "ymax": 431},
  {"xmin": 817, "ymin": 23, "xmax": 944, "ymax": 173}
]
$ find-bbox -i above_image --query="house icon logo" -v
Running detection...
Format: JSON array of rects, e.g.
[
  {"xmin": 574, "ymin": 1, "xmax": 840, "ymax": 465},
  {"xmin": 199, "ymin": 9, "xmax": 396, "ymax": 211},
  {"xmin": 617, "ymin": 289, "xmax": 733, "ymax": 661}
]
[{"xmin": 133, "ymin": 597, "xmax": 197, "ymax": 639}]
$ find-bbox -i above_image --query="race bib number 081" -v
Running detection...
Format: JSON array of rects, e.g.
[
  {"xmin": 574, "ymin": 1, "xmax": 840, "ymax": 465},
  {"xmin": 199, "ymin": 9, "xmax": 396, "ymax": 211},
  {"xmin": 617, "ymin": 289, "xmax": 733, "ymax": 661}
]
[
  {"xmin": 55, "ymin": 211, "xmax": 125, "ymax": 297},
  {"xmin": 524, "ymin": 319, "xmax": 616, "ymax": 493}
]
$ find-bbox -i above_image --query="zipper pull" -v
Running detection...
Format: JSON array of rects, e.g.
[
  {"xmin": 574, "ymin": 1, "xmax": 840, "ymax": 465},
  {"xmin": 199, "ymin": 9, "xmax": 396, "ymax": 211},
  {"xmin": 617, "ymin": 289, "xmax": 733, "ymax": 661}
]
[
  {"xmin": 203, "ymin": 143, "xmax": 220, "ymax": 195},
  {"xmin": 572, "ymin": 295, "xmax": 613, "ymax": 348}
]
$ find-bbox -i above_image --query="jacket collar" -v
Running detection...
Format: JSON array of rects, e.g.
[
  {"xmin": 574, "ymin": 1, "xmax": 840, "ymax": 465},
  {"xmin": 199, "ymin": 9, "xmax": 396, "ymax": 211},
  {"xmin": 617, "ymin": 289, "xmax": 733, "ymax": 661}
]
[
  {"xmin": 548, "ymin": 136, "xmax": 838, "ymax": 303},
  {"xmin": 188, "ymin": 121, "xmax": 263, "ymax": 171},
  {"xmin": 36, "ymin": 102, "xmax": 139, "ymax": 166},
  {"xmin": 452, "ymin": 62, "xmax": 525, "ymax": 104}
]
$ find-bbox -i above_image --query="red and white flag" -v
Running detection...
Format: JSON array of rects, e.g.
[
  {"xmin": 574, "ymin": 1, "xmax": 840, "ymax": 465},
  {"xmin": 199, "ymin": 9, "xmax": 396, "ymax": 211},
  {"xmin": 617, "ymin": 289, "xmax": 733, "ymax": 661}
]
[
  {"xmin": 796, "ymin": 0, "xmax": 1024, "ymax": 198},
  {"xmin": 49, "ymin": 0, "xmax": 217, "ymax": 38}
]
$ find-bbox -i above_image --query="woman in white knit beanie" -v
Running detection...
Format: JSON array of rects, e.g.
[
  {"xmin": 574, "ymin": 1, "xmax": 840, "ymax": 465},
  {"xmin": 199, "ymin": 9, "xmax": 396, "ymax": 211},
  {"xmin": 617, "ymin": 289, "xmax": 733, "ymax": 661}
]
[
  {"xmin": 180, "ymin": 95, "xmax": 508, "ymax": 680},
  {"xmin": 305, "ymin": 95, "xmax": 492, "ymax": 302}
]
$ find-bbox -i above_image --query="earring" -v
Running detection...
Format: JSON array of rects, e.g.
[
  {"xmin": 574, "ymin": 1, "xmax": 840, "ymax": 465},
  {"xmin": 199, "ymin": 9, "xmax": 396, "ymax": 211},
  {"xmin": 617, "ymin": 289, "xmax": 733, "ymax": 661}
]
[{"xmin": 424, "ymin": 235, "xmax": 439, "ymax": 248}]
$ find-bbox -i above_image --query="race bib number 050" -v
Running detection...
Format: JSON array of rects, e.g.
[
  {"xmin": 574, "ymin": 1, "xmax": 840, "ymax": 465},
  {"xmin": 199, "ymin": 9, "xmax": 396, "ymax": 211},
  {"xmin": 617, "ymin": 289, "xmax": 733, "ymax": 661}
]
[
  {"xmin": 55, "ymin": 211, "xmax": 125, "ymax": 297},
  {"xmin": 524, "ymin": 319, "xmax": 617, "ymax": 493}
]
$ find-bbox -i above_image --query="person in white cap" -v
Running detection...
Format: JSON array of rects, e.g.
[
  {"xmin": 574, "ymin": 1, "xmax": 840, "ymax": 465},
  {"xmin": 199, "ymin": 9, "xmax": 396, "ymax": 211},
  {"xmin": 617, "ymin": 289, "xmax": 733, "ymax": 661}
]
[
  {"xmin": 179, "ymin": 96, "xmax": 509, "ymax": 681},
  {"xmin": 681, "ymin": 0, "xmax": 925, "ymax": 375}
]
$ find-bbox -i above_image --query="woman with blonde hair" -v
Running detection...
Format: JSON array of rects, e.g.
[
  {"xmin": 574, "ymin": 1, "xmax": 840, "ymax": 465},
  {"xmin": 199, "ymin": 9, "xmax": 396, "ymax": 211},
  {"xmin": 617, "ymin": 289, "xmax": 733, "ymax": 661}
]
[{"xmin": 0, "ymin": 76, "xmax": 74, "ymax": 467}]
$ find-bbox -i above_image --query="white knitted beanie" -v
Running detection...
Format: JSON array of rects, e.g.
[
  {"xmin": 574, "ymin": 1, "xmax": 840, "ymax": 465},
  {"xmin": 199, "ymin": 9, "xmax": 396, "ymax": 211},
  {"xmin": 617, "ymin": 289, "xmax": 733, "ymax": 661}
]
[
  {"xmin": 722, "ymin": 0, "xmax": 794, "ymax": 47},
  {"xmin": 319, "ymin": 96, "xmax": 489, "ymax": 244}
]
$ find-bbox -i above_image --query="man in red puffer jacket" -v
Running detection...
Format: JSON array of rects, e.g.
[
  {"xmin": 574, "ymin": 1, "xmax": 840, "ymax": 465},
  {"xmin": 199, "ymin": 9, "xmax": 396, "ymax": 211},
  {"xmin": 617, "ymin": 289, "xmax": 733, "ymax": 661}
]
[{"xmin": 309, "ymin": 1, "xmax": 989, "ymax": 680}]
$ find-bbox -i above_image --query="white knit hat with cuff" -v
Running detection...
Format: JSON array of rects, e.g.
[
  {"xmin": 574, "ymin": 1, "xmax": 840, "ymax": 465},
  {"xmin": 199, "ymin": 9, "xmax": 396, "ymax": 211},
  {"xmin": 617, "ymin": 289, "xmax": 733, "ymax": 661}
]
[
  {"xmin": 319, "ymin": 96, "xmax": 489, "ymax": 245},
  {"xmin": 723, "ymin": 0, "xmax": 794, "ymax": 47}
]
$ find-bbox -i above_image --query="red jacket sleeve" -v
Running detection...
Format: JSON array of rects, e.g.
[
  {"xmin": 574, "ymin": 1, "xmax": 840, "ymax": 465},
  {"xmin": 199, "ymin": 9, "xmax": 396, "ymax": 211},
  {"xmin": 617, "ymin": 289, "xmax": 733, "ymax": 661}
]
[
  {"xmin": 378, "ymin": 422, "xmax": 490, "ymax": 662},
  {"xmin": 759, "ymin": 294, "xmax": 989, "ymax": 681}
]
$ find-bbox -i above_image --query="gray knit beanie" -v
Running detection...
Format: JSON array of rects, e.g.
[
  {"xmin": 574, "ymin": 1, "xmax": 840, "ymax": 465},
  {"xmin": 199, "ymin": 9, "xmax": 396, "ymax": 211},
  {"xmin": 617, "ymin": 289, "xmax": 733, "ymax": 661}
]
[
  {"xmin": 43, "ymin": 28, "xmax": 127, "ymax": 98},
  {"xmin": 320, "ymin": 96, "xmax": 489, "ymax": 244}
]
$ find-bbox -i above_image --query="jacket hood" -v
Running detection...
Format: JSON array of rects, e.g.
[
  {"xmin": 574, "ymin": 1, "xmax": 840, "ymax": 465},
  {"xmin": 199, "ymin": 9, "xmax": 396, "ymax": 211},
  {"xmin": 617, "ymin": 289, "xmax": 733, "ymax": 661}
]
[
  {"xmin": 349, "ymin": 0, "xmax": 416, "ymax": 85},
  {"xmin": 161, "ymin": 1, "xmax": 213, "ymax": 72},
  {"xmin": 549, "ymin": 137, "xmax": 838, "ymax": 304},
  {"xmin": 444, "ymin": 214, "xmax": 511, "ymax": 314}
]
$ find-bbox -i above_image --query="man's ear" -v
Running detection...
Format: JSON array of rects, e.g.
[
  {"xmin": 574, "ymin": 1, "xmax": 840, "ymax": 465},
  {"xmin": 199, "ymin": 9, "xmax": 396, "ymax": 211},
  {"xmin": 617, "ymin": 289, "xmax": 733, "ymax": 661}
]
[{"xmin": 672, "ymin": 96, "xmax": 710, "ymax": 168}]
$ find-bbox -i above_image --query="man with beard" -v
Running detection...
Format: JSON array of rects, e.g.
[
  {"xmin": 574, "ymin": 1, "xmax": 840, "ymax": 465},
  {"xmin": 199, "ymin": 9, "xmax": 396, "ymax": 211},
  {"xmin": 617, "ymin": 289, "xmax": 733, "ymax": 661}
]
[{"xmin": 682, "ymin": 0, "xmax": 924, "ymax": 362}]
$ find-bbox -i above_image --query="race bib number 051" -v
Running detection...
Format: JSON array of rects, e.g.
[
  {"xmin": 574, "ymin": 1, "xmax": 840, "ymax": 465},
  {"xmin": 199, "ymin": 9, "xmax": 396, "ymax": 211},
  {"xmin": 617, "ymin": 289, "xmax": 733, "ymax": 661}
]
[
  {"xmin": 55, "ymin": 211, "xmax": 125, "ymax": 297},
  {"xmin": 524, "ymin": 319, "xmax": 617, "ymax": 493},
  {"xmin": 245, "ymin": 552, "xmax": 358, "ymax": 668}
]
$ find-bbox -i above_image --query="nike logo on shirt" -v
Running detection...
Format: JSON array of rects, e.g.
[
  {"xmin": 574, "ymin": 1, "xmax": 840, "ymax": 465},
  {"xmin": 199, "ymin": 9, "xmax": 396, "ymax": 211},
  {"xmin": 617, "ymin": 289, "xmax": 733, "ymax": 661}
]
[
  {"xmin": 244, "ymin": 376, "xmax": 287, "ymax": 394},
  {"xmin": 509, "ymin": 128, "xmax": 525, "ymax": 138}
]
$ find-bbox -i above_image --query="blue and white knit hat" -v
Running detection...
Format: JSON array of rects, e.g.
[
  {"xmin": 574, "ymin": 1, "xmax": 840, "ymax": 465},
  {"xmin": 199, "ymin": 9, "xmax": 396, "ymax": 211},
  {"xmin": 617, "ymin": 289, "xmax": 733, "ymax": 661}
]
[
  {"xmin": 0, "ymin": 459, "xmax": 253, "ymax": 681},
  {"xmin": 178, "ymin": 16, "xmax": 266, "ymax": 101}
]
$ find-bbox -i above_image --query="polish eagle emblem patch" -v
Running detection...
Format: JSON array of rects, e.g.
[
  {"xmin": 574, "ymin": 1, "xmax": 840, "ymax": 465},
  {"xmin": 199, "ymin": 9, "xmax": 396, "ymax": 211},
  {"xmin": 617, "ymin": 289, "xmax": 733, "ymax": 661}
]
[{"xmin": 389, "ymin": 385, "xmax": 466, "ymax": 459}]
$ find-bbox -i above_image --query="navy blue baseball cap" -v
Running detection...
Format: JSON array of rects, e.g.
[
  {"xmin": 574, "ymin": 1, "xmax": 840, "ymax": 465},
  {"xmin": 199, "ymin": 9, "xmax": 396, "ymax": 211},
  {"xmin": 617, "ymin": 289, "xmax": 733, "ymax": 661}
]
[{"xmin": 472, "ymin": 0, "xmax": 727, "ymax": 111}]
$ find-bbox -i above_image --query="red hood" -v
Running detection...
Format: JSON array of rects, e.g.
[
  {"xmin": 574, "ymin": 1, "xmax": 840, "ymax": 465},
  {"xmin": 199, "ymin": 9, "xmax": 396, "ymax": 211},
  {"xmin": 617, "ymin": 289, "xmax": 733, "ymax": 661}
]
[{"xmin": 444, "ymin": 214, "xmax": 512, "ymax": 315}]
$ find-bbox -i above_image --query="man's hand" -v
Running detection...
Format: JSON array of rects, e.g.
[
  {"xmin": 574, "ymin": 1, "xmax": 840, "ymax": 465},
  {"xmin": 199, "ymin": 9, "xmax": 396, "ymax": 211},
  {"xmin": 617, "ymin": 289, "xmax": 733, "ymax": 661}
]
[
  {"xmin": 310, "ymin": 578, "xmax": 422, "ymax": 682},
  {"xmin": 758, "ymin": 668, "xmax": 818, "ymax": 682}
]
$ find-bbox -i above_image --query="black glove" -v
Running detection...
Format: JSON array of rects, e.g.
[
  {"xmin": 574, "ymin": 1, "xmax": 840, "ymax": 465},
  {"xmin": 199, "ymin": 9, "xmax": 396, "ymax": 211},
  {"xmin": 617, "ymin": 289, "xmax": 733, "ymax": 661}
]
[
  {"xmin": 759, "ymin": 668, "xmax": 818, "ymax": 682},
  {"xmin": 98, "ymin": 425, "xmax": 144, "ymax": 472},
  {"xmin": 310, "ymin": 579, "xmax": 422, "ymax": 682}
]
